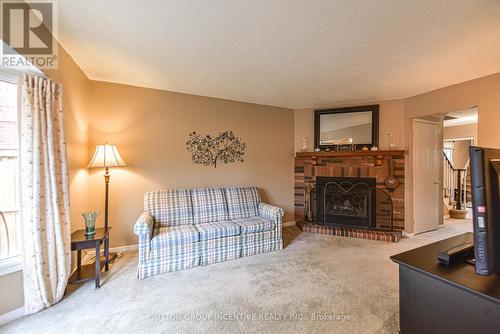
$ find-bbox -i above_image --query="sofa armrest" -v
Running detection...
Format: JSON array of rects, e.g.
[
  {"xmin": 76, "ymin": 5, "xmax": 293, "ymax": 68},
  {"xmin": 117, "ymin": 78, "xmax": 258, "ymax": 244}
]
[
  {"xmin": 258, "ymin": 203, "xmax": 284, "ymax": 238},
  {"xmin": 134, "ymin": 211, "xmax": 154, "ymax": 265},
  {"xmin": 134, "ymin": 211, "xmax": 155, "ymax": 237}
]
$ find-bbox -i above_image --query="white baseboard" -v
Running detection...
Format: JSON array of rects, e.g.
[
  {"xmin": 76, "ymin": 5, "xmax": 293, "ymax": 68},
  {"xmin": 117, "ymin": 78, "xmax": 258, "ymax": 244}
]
[
  {"xmin": 0, "ymin": 307, "xmax": 25, "ymax": 326},
  {"xmin": 283, "ymin": 221, "xmax": 296, "ymax": 227},
  {"xmin": 110, "ymin": 244, "xmax": 139, "ymax": 253}
]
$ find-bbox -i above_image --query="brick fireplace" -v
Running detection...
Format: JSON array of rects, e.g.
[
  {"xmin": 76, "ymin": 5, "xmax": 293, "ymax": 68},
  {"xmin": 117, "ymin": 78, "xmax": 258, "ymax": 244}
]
[{"xmin": 294, "ymin": 150, "xmax": 405, "ymax": 242}]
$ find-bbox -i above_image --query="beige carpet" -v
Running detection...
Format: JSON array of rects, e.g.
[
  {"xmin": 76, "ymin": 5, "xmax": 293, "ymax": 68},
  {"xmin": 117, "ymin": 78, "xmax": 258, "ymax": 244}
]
[{"xmin": 1, "ymin": 219, "xmax": 472, "ymax": 334}]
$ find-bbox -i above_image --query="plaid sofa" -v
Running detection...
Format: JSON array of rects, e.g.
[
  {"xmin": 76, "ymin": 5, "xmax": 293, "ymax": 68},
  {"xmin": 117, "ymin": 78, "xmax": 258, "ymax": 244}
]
[{"xmin": 133, "ymin": 187, "xmax": 284, "ymax": 279}]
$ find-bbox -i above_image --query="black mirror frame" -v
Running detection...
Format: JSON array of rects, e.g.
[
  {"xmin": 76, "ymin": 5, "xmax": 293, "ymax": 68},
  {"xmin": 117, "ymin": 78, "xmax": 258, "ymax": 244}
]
[{"xmin": 314, "ymin": 104, "xmax": 379, "ymax": 151}]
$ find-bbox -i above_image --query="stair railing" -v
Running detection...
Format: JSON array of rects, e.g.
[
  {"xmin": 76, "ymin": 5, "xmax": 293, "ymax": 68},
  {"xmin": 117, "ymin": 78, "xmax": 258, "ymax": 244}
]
[{"xmin": 443, "ymin": 152, "xmax": 467, "ymax": 211}]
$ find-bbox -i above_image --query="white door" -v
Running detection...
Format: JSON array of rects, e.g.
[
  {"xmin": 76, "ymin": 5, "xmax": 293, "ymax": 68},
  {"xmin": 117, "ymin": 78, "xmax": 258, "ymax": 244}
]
[{"xmin": 413, "ymin": 119, "xmax": 441, "ymax": 234}]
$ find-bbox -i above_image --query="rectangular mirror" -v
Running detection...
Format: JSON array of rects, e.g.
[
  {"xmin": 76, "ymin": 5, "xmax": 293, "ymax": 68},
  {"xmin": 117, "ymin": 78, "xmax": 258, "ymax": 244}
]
[{"xmin": 314, "ymin": 105, "xmax": 379, "ymax": 150}]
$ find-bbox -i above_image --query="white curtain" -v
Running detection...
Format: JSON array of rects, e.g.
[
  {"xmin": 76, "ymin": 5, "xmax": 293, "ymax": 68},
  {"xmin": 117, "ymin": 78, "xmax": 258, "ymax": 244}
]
[{"xmin": 20, "ymin": 75, "xmax": 71, "ymax": 314}]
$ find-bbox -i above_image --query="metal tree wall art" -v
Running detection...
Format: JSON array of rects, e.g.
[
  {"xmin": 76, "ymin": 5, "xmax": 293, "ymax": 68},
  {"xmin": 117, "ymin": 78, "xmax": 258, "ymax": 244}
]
[{"xmin": 186, "ymin": 131, "xmax": 246, "ymax": 168}]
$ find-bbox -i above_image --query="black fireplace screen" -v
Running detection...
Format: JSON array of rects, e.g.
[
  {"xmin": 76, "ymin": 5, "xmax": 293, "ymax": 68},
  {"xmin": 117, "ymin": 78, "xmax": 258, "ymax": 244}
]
[
  {"xmin": 325, "ymin": 182, "xmax": 370, "ymax": 218},
  {"xmin": 316, "ymin": 177, "xmax": 376, "ymax": 229}
]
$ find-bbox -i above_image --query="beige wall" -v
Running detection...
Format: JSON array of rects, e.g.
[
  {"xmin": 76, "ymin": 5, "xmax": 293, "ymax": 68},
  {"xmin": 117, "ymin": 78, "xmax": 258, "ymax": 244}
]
[
  {"xmin": 443, "ymin": 123, "xmax": 478, "ymax": 141},
  {"xmin": 294, "ymin": 99, "xmax": 405, "ymax": 152},
  {"xmin": 45, "ymin": 47, "xmax": 91, "ymax": 231},
  {"xmin": 405, "ymin": 73, "xmax": 500, "ymax": 148},
  {"xmin": 87, "ymin": 81, "xmax": 295, "ymax": 247},
  {"xmin": 450, "ymin": 140, "xmax": 471, "ymax": 170},
  {"xmin": 404, "ymin": 72, "xmax": 500, "ymax": 232}
]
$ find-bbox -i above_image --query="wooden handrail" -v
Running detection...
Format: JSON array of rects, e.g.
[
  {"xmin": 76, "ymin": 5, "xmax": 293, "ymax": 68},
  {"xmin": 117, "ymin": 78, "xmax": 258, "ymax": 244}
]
[
  {"xmin": 443, "ymin": 151, "xmax": 454, "ymax": 170},
  {"xmin": 443, "ymin": 151, "xmax": 467, "ymax": 172}
]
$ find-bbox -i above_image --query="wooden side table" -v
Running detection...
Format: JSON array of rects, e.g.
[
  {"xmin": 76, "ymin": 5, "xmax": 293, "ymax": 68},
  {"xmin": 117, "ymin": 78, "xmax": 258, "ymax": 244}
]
[{"xmin": 68, "ymin": 227, "xmax": 110, "ymax": 288}]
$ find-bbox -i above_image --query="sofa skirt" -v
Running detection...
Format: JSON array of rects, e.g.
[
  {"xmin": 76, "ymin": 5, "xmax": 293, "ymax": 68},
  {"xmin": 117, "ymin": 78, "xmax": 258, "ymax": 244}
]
[
  {"xmin": 241, "ymin": 230, "xmax": 283, "ymax": 257},
  {"xmin": 138, "ymin": 231, "xmax": 283, "ymax": 278},
  {"xmin": 199, "ymin": 235, "xmax": 241, "ymax": 265},
  {"xmin": 138, "ymin": 242, "xmax": 200, "ymax": 279}
]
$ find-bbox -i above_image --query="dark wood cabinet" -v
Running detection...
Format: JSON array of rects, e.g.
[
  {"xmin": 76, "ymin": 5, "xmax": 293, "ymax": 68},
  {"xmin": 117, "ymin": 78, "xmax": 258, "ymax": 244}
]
[{"xmin": 391, "ymin": 233, "xmax": 500, "ymax": 334}]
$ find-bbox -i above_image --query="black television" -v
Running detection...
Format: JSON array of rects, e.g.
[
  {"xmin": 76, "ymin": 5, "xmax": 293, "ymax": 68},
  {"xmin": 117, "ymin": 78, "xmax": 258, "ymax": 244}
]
[{"xmin": 470, "ymin": 146, "xmax": 500, "ymax": 276}]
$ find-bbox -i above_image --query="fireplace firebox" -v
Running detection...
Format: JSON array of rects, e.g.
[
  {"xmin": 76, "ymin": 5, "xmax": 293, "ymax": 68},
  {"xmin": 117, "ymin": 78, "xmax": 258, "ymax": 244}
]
[{"xmin": 316, "ymin": 176, "xmax": 376, "ymax": 229}]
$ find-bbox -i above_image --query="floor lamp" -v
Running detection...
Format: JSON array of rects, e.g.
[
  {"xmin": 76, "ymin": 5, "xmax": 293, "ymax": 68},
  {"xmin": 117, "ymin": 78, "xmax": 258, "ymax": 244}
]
[{"xmin": 88, "ymin": 143, "xmax": 127, "ymax": 262}]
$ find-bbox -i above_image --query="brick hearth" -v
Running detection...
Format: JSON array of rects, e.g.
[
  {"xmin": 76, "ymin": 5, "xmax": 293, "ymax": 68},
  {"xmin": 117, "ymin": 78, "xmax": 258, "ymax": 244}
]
[
  {"xmin": 301, "ymin": 222, "xmax": 402, "ymax": 242},
  {"xmin": 294, "ymin": 150, "xmax": 406, "ymax": 239}
]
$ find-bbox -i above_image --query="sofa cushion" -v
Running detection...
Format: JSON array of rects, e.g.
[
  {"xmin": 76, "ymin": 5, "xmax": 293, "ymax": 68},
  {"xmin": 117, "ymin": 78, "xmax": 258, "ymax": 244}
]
[
  {"xmin": 144, "ymin": 189, "xmax": 193, "ymax": 227},
  {"xmin": 196, "ymin": 221, "xmax": 240, "ymax": 241},
  {"xmin": 192, "ymin": 188, "xmax": 228, "ymax": 224},
  {"xmin": 232, "ymin": 217, "xmax": 275, "ymax": 234},
  {"xmin": 150, "ymin": 225, "xmax": 199, "ymax": 250},
  {"xmin": 225, "ymin": 187, "xmax": 261, "ymax": 219}
]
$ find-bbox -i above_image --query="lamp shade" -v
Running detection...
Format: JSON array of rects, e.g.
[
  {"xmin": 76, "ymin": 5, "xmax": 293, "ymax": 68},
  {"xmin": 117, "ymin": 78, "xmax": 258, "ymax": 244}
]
[{"xmin": 88, "ymin": 143, "xmax": 127, "ymax": 168}]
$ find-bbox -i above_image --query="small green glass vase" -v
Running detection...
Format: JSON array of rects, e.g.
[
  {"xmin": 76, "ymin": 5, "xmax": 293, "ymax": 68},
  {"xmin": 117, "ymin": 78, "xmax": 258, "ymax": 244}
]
[{"xmin": 82, "ymin": 211, "xmax": 99, "ymax": 236}]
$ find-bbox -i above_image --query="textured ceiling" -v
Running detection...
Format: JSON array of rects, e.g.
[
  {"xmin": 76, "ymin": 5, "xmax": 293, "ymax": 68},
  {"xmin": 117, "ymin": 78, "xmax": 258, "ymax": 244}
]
[{"xmin": 59, "ymin": 1, "xmax": 500, "ymax": 108}]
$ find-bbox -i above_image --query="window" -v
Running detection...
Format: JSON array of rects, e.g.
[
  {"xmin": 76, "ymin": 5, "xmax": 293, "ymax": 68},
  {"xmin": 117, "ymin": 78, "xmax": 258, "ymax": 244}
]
[{"xmin": 0, "ymin": 73, "xmax": 20, "ymax": 265}]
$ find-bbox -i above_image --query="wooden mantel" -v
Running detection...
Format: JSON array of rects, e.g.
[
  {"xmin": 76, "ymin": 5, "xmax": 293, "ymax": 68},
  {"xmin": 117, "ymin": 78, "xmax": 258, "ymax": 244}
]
[{"xmin": 296, "ymin": 150, "xmax": 406, "ymax": 158}]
